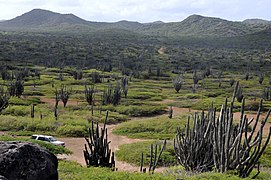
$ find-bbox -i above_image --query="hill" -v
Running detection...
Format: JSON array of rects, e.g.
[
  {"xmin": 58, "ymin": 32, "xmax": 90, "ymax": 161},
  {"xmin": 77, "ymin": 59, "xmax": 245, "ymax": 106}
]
[
  {"xmin": 0, "ymin": 9, "xmax": 89, "ymax": 27},
  {"xmin": 0, "ymin": 9, "xmax": 270, "ymax": 37},
  {"xmin": 136, "ymin": 15, "xmax": 260, "ymax": 37}
]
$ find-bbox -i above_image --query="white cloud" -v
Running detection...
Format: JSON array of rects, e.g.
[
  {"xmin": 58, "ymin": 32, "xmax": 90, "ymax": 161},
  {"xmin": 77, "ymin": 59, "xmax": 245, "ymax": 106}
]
[{"xmin": 0, "ymin": 0, "xmax": 270, "ymax": 22}]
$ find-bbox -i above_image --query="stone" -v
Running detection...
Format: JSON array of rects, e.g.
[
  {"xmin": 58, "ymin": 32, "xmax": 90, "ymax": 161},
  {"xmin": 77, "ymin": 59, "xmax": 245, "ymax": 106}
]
[{"xmin": 0, "ymin": 141, "xmax": 58, "ymax": 180}]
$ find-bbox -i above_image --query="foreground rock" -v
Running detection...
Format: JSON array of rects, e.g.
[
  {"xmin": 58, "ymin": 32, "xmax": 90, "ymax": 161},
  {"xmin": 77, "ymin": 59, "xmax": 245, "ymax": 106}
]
[{"xmin": 0, "ymin": 141, "xmax": 58, "ymax": 180}]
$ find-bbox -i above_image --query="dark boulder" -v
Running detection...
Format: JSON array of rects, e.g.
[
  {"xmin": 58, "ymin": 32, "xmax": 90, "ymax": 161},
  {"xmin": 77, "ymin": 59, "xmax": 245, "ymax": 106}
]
[
  {"xmin": 0, "ymin": 175, "xmax": 8, "ymax": 180},
  {"xmin": 0, "ymin": 141, "xmax": 58, "ymax": 180}
]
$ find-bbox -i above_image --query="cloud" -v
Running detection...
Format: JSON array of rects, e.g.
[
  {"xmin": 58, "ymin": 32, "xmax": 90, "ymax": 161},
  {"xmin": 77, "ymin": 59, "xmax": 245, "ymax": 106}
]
[{"xmin": 0, "ymin": 0, "xmax": 270, "ymax": 22}]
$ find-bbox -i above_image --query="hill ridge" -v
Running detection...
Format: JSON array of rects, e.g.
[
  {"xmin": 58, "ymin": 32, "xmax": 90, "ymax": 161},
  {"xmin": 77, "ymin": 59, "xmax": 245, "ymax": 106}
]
[{"xmin": 0, "ymin": 9, "xmax": 270, "ymax": 37}]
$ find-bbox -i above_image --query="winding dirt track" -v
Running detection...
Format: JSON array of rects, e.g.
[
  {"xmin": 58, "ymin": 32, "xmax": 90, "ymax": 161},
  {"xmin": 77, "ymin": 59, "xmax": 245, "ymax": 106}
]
[
  {"xmin": 57, "ymin": 125, "xmax": 147, "ymax": 172},
  {"xmin": 49, "ymin": 98, "xmax": 270, "ymax": 171}
]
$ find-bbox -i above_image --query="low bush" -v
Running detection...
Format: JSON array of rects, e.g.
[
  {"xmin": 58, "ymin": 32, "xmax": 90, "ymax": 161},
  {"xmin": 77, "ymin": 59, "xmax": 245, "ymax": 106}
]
[
  {"xmin": 106, "ymin": 104, "xmax": 166, "ymax": 117},
  {"xmin": 56, "ymin": 125, "xmax": 87, "ymax": 137}
]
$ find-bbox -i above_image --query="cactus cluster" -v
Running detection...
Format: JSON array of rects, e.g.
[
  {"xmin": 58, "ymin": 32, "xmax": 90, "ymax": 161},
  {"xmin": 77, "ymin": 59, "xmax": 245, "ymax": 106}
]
[
  {"xmin": 102, "ymin": 83, "xmax": 121, "ymax": 106},
  {"xmin": 83, "ymin": 112, "xmax": 115, "ymax": 169},
  {"xmin": 140, "ymin": 140, "xmax": 167, "ymax": 173},
  {"xmin": 85, "ymin": 85, "xmax": 95, "ymax": 106},
  {"xmin": 174, "ymin": 83, "xmax": 271, "ymax": 178}
]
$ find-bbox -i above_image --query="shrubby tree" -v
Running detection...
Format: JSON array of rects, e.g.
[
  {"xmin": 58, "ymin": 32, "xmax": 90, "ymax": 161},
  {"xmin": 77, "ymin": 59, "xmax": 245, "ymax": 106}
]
[
  {"xmin": 8, "ymin": 80, "xmax": 24, "ymax": 98},
  {"xmin": 121, "ymin": 76, "xmax": 128, "ymax": 97},
  {"xmin": 258, "ymin": 73, "xmax": 264, "ymax": 84},
  {"xmin": 229, "ymin": 77, "xmax": 235, "ymax": 87},
  {"xmin": 0, "ymin": 86, "xmax": 9, "ymax": 112},
  {"xmin": 73, "ymin": 70, "xmax": 83, "ymax": 80},
  {"xmin": 91, "ymin": 72, "xmax": 102, "ymax": 83},
  {"xmin": 173, "ymin": 76, "xmax": 184, "ymax": 93},
  {"xmin": 60, "ymin": 85, "xmax": 71, "ymax": 107}
]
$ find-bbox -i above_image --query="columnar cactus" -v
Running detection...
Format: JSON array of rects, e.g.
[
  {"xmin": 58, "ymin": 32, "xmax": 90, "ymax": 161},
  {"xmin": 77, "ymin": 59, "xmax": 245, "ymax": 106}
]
[
  {"xmin": 83, "ymin": 111, "xmax": 115, "ymax": 169},
  {"xmin": 85, "ymin": 85, "xmax": 95, "ymax": 106},
  {"xmin": 174, "ymin": 82, "xmax": 271, "ymax": 178}
]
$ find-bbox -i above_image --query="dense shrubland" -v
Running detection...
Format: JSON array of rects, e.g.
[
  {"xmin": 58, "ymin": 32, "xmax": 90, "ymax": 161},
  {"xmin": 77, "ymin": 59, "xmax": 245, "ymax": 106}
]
[{"xmin": 0, "ymin": 29, "xmax": 271, "ymax": 179}]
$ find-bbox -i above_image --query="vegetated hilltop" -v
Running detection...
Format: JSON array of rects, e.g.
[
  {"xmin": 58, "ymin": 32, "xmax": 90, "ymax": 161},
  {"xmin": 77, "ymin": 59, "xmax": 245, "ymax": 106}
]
[
  {"xmin": 0, "ymin": 9, "xmax": 270, "ymax": 37},
  {"xmin": 1, "ymin": 9, "xmax": 90, "ymax": 27}
]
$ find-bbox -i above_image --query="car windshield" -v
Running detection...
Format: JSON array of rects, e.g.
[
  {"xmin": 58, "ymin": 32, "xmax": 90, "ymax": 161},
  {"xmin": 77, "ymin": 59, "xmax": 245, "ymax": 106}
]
[{"xmin": 48, "ymin": 137, "xmax": 57, "ymax": 142}]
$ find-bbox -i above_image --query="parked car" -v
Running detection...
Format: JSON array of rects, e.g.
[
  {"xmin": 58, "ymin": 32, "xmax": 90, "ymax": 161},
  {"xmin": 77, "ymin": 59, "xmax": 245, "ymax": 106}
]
[{"xmin": 31, "ymin": 134, "xmax": 65, "ymax": 147}]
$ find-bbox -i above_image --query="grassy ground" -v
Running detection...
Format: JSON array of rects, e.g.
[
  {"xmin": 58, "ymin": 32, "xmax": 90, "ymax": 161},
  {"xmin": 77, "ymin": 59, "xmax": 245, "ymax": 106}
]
[
  {"xmin": 1, "ymin": 66, "xmax": 271, "ymax": 178},
  {"xmin": 113, "ymin": 114, "xmax": 189, "ymax": 139},
  {"xmin": 58, "ymin": 161, "xmax": 271, "ymax": 180}
]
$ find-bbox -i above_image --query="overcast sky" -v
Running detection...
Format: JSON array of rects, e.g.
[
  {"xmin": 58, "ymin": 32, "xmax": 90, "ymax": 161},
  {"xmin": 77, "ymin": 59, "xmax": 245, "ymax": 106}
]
[{"xmin": 0, "ymin": 0, "xmax": 270, "ymax": 23}]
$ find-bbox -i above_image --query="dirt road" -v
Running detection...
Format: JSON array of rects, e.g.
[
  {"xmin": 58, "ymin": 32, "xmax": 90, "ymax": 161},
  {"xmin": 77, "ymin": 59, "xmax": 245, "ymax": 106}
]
[{"xmin": 57, "ymin": 124, "xmax": 147, "ymax": 172}]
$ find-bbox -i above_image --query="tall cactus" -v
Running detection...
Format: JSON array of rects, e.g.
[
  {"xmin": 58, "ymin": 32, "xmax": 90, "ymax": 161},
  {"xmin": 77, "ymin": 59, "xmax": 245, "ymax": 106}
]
[
  {"xmin": 174, "ymin": 111, "xmax": 215, "ymax": 172},
  {"xmin": 174, "ymin": 82, "xmax": 271, "ymax": 178},
  {"xmin": 212, "ymin": 83, "xmax": 271, "ymax": 178},
  {"xmin": 140, "ymin": 140, "xmax": 167, "ymax": 174},
  {"xmin": 85, "ymin": 85, "xmax": 95, "ymax": 106},
  {"xmin": 83, "ymin": 111, "xmax": 115, "ymax": 169}
]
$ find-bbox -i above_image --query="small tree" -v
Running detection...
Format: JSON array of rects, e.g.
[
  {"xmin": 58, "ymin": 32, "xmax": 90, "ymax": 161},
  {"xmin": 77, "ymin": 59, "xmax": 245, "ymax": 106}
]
[
  {"xmin": 229, "ymin": 77, "xmax": 235, "ymax": 87},
  {"xmin": 0, "ymin": 86, "xmax": 9, "ymax": 113},
  {"xmin": 173, "ymin": 76, "xmax": 183, "ymax": 93},
  {"xmin": 92, "ymin": 72, "xmax": 102, "ymax": 83},
  {"xmin": 8, "ymin": 80, "xmax": 24, "ymax": 98},
  {"xmin": 121, "ymin": 76, "xmax": 128, "ymax": 97},
  {"xmin": 60, "ymin": 85, "xmax": 71, "ymax": 107},
  {"xmin": 235, "ymin": 81, "xmax": 243, "ymax": 102},
  {"xmin": 259, "ymin": 73, "xmax": 264, "ymax": 84}
]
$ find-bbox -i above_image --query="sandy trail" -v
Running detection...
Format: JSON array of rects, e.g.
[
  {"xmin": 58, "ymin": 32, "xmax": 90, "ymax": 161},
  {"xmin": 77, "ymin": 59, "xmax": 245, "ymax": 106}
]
[
  {"xmin": 57, "ymin": 124, "xmax": 167, "ymax": 172},
  {"xmin": 39, "ymin": 97, "xmax": 81, "ymax": 106},
  {"xmin": 18, "ymin": 97, "xmax": 271, "ymax": 171}
]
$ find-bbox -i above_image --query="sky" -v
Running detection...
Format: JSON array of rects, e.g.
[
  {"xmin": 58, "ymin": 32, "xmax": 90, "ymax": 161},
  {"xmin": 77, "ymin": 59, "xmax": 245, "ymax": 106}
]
[{"xmin": 0, "ymin": 0, "xmax": 270, "ymax": 23}]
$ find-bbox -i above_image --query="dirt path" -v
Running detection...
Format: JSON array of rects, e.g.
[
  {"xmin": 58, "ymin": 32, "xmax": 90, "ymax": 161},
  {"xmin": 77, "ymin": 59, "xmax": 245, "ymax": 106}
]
[
  {"xmin": 39, "ymin": 97, "xmax": 80, "ymax": 106},
  {"xmin": 57, "ymin": 124, "xmax": 167, "ymax": 172},
  {"xmin": 33, "ymin": 97, "xmax": 270, "ymax": 172}
]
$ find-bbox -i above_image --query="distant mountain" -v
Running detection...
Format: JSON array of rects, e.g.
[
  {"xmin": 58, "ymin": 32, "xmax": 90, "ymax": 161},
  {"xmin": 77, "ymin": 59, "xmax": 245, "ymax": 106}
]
[
  {"xmin": 137, "ymin": 15, "xmax": 263, "ymax": 37},
  {"xmin": 0, "ymin": 9, "xmax": 270, "ymax": 37},
  {"xmin": 0, "ymin": 9, "xmax": 89, "ymax": 27},
  {"xmin": 243, "ymin": 19, "xmax": 271, "ymax": 25}
]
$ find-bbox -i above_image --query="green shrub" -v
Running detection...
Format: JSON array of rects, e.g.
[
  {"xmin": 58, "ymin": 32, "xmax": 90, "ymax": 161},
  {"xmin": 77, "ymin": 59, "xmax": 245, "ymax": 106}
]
[
  {"xmin": 106, "ymin": 104, "xmax": 166, "ymax": 117},
  {"xmin": 113, "ymin": 115, "xmax": 188, "ymax": 139},
  {"xmin": 57, "ymin": 125, "xmax": 87, "ymax": 137}
]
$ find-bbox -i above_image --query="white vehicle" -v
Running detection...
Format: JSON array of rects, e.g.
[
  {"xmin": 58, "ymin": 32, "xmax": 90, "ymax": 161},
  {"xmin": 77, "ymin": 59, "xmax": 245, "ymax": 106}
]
[{"xmin": 31, "ymin": 134, "xmax": 65, "ymax": 147}]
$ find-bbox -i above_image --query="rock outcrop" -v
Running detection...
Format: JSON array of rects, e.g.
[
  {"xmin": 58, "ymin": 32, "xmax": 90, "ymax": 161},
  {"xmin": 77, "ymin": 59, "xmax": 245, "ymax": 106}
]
[{"xmin": 0, "ymin": 141, "xmax": 58, "ymax": 180}]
